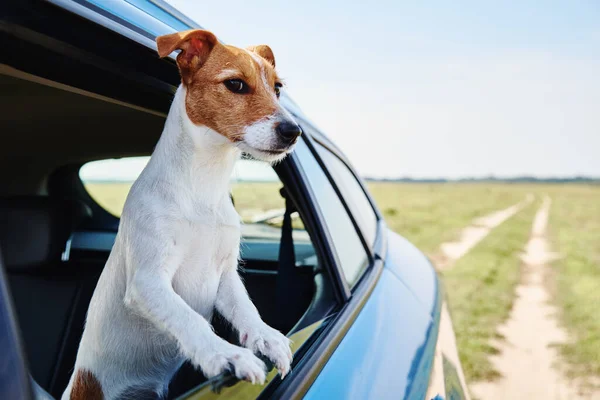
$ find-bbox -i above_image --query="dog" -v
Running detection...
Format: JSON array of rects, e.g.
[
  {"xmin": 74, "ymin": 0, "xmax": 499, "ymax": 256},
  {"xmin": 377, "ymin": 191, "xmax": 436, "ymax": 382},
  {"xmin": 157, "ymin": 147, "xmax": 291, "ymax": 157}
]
[{"xmin": 62, "ymin": 29, "xmax": 301, "ymax": 400}]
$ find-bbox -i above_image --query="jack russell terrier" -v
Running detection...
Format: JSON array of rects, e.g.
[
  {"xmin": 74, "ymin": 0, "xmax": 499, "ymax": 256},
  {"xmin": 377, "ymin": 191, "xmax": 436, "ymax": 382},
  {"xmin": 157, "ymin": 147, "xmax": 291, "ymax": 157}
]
[{"xmin": 62, "ymin": 29, "xmax": 301, "ymax": 400}]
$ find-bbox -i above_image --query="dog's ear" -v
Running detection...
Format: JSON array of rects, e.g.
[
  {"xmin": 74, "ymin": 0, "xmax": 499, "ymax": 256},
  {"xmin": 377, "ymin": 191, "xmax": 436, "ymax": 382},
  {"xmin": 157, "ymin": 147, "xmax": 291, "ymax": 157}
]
[
  {"xmin": 156, "ymin": 29, "xmax": 218, "ymax": 84},
  {"xmin": 247, "ymin": 45, "xmax": 276, "ymax": 68}
]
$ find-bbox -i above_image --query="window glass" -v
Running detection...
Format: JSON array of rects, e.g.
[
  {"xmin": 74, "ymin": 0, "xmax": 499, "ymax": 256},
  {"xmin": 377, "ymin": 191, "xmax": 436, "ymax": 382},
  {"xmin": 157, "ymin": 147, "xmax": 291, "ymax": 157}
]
[
  {"xmin": 314, "ymin": 143, "xmax": 378, "ymax": 247},
  {"xmin": 294, "ymin": 139, "xmax": 369, "ymax": 287}
]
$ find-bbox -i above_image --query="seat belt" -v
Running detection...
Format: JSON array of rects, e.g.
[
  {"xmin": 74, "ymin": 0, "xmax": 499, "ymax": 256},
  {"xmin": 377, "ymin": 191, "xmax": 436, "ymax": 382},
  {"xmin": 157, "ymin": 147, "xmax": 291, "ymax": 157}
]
[{"xmin": 275, "ymin": 189, "xmax": 297, "ymax": 332}]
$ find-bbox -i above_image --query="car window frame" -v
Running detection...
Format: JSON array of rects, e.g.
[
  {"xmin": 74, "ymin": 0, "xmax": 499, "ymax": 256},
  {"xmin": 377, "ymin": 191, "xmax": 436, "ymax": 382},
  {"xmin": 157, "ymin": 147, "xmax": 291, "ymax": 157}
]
[
  {"xmin": 305, "ymin": 129, "xmax": 388, "ymax": 264},
  {"xmin": 311, "ymin": 138, "xmax": 381, "ymax": 247},
  {"xmin": 295, "ymin": 127, "xmax": 379, "ymax": 290},
  {"xmin": 310, "ymin": 133, "xmax": 383, "ymax": 221},
  {"xmin": 315, "ymin": 140, "xmax": 380, "ymax": 250}
]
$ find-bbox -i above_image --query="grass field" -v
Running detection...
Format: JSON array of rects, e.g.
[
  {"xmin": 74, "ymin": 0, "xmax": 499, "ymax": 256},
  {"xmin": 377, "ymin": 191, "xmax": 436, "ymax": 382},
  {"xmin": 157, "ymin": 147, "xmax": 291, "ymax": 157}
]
[
  {"xmin": 548, "ymin": 186, "xmax": 600, "ymax": 382},
  {"xmin": 84, "ymin": 180, "xmax": 600, "ymax": 386},
  {"xmin": 442, "ymin": 199, "xmax": 538, "ymax": 381},
  {"xmin": 366, "ymin": 183, "xmax": 531, "ymax": 254}
]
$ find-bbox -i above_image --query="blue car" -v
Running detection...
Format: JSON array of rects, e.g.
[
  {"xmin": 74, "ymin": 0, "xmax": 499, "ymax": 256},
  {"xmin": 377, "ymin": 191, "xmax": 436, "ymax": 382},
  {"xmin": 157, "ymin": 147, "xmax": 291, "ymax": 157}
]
[{"xmin": 0, "ymin": 1, "xmax": 469, "ymax": 399}]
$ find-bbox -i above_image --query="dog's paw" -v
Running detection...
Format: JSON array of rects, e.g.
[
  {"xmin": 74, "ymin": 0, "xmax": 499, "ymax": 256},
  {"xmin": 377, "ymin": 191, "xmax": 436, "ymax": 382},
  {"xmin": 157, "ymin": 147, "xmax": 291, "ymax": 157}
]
[
  {"xmin": 240, "ymin": 325, "xmax": 293, "ymax": 378},
  {"xmin": 194, "ymin": 345, "xmax": 266, "ymax": 384}
]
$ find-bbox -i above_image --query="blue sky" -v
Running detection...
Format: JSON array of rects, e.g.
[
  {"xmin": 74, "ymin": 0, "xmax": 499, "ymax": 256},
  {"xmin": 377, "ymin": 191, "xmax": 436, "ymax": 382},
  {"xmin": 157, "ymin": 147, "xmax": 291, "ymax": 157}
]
[{"xmin": 166, "ymin": 0, "xmax": 599, "ymax": 178}]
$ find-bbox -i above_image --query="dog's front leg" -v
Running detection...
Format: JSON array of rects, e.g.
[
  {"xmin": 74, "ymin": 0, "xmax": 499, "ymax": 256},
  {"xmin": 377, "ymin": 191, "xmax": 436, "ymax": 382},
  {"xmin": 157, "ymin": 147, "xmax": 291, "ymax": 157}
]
[
  {"xmin": 124, "ymin": 255, "xmax": 267, "ymax": 383},
  {"xmin": 215, "ymin": 267, "xmax": 293, "ymax": 377}
]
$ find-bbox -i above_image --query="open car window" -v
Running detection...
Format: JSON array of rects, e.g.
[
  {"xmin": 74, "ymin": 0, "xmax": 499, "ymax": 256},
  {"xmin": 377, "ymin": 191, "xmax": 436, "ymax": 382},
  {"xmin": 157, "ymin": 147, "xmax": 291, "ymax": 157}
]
[
  {"xmin": 79, "ymin": 155, "xmax": 317, "ymax": 271},
  {"xmin": 78, "ymin": 155, "xmax": 334, "ymax": 398}
]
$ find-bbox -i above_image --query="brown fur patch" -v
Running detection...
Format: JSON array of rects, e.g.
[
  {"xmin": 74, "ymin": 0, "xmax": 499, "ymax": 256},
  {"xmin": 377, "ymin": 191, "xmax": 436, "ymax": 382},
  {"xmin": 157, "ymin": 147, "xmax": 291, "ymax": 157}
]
[
  {"xmin": 155, "ymin": 30, "xmax": 282, "ymax": 142},
  {"xmin": 156, "ymin": 30, "xmax": 217, "ymax": 85},
  {"xmin": 71, "ymin": 369, "xmax": 103, "ymax": 400}
]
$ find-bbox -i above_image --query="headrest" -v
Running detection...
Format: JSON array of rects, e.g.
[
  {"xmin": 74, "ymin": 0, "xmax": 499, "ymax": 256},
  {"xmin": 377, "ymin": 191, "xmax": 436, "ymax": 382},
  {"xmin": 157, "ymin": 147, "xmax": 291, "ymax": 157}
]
[{"xmin": 0, "ymin": 197, "xmax": 92, "ymax": 271}]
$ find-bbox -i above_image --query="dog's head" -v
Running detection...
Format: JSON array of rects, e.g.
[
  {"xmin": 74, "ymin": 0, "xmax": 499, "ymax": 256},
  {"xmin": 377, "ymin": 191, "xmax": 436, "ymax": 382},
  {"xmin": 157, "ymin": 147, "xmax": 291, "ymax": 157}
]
[{"xmin": 156, "ymin": 29, "xmax": 301, "ymax": 162}]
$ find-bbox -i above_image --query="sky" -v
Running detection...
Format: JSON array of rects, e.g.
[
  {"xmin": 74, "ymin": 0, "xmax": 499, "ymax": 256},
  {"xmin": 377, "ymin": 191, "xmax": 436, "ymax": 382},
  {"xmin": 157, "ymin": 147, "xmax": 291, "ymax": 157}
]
[{"xmin": 165, "ymin": 0, "xmax": 600, "ymax": 179}]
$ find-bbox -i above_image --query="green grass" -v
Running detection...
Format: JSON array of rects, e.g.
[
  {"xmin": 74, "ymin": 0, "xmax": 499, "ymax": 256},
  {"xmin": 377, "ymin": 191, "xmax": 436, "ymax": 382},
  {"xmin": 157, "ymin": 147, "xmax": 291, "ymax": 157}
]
[
  {"xmin": 548, "ymin": 185, "xmax": 600, "ymax": 382},
  {"xmin": 441, "ymin": 199, "xmax": 538, "ymax": 382},
  {"xmin": 367, "ymin": 182, "xmax": 531, "ymax": 254}
]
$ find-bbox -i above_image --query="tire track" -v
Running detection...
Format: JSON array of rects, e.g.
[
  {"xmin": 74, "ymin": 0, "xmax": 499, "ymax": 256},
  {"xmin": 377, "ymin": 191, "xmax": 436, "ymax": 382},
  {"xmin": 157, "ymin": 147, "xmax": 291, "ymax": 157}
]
[
  {"xmin": 435, "ymin": 194, "xmax": 533, "ymax": 270},
  {"xmin": 471, "ymin": 196, "xmax": 594, "ymax": 400}
]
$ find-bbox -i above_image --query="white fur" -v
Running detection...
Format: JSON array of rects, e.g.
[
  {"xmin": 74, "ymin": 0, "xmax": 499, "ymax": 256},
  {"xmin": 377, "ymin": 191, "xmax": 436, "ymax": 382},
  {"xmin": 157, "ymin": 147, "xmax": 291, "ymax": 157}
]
[
  {"xmin": 62, "ymin": 86, "xmax": 292, "ymax": 400},
  {"xmin": 244, "ymin": 49, "xmax": 279, "ymax": 103},
  {"xmin": 215, "ymin": 68, "xmax": 242, "ymax": 80},
  {"xmin": 237, "ymin": 112, "xmax": 295, "ymax": 163},
  {"xmin": 237, "ymin": 104, "xmax": 298, "ymax": 163}
]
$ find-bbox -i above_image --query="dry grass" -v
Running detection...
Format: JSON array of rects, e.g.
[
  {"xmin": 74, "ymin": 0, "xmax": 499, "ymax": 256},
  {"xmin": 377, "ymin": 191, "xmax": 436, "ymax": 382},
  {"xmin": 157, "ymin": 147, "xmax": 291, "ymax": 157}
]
[{"xmin": 441, "ymin": 199, "xmax": 538, "ymax": 382}]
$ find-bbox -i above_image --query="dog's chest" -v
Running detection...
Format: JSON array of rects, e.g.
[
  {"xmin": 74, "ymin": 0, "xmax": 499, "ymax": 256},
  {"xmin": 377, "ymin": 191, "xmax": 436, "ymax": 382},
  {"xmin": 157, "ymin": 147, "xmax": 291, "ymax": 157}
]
[{"xmin": 171, "ymin": 205, "xmax": 241, "ymax": 316}]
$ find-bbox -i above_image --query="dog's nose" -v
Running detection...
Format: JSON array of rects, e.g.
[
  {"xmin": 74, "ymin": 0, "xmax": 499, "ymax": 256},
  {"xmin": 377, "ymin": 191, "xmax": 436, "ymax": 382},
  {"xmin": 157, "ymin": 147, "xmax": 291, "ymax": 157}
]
[{"xmin": 276, "ymin": 121, "xmax": 302, "ymax": 143}]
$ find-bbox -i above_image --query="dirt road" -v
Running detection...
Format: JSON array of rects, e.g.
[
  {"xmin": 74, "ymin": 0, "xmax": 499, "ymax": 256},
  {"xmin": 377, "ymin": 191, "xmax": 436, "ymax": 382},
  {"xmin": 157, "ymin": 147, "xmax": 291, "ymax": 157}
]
[
  {"xmin": 471, "ymin": 197, "xmax": 595, "ymax": 400},
  {"xmin": 436, "ymin": 194, "xmax": 533, "ymax": 270}
]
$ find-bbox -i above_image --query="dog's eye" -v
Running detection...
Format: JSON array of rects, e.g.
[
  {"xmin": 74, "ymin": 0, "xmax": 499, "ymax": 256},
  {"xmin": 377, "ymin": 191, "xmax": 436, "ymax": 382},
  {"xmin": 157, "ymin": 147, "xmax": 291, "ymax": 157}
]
[
  {"xmin": 274, "ymin": 83, "xmax": 283, "ymax": 98},
  {"xmin": 224, "ymin": 79, "xmax": 249, "ymax": 94}
]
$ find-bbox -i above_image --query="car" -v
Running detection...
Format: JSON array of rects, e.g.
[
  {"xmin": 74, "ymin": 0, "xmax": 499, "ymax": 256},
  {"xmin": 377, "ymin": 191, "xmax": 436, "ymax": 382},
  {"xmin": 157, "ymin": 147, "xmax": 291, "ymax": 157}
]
[{"xmin": 0, "ymin": 1, "xmax": 469, "ymax": 399}]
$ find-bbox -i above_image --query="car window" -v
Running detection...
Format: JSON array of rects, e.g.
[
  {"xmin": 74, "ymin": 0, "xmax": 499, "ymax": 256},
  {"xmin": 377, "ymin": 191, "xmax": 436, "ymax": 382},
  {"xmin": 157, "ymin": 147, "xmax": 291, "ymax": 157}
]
[
  {"xmin": 78, "ymin": 156, "xmax": 327, "ymax": 396},
  {"xmin": 294, "ymin": 139, "xmax": 370, "ymax": 288},
  {"xmin": 79, "ymin": 156, "xmax": 313, "ymax": 260},
  {"xmin": 313, "ymin": 143, "xmax": 378, "ymax": 247}
]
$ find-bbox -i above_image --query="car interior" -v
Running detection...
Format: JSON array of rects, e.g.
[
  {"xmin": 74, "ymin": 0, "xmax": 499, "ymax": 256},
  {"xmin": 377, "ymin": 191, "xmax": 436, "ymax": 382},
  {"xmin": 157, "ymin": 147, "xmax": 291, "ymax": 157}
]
[{"xmin": 0, "ymin": 67, "xmax": 337, "ymax": 398}]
